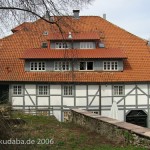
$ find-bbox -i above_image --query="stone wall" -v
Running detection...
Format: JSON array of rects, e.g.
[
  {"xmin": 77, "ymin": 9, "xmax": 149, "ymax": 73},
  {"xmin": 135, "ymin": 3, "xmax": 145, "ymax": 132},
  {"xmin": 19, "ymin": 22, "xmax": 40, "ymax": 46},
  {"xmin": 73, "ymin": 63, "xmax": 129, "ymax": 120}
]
[{"xmin": 69, "ymin": 109, "xmax": 150, "ymax": 148}]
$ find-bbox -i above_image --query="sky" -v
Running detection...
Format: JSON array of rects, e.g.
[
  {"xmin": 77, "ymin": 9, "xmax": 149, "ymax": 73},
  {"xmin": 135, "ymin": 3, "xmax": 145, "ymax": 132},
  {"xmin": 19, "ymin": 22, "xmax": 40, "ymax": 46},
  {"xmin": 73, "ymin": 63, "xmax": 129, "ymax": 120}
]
[
  {"xmin": 80, "ymin": 0, "xmax": 150, "ymax": 40},
  {"xmin": 1, "ymin": 0, "xmax": 150, "ymax": 40}
]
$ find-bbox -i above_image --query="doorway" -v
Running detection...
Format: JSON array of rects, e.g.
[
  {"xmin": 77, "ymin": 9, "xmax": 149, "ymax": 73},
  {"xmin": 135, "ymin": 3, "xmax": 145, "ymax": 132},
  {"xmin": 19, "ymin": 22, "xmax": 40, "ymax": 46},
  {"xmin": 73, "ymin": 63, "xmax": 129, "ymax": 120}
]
[
  {"xmin": 0, "ymin": 85, "xmax": 9, "ymax": 104},
  {"xmin": 126, "ymin": 110, "xmax": 147, "ymax": 127}
]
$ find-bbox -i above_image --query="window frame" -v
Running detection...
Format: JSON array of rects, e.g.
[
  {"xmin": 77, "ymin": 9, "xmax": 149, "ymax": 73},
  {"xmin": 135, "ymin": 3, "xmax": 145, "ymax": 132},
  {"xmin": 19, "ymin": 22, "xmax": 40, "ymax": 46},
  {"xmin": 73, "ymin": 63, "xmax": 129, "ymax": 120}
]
[
  {"xmin": 113, "ymin": 85, "xmax": 124, "ymax": 96},
  {"xmin": 63, "ymin": 85, "xmax": 74, "ymax": 96},
  {"xmin": 30, "ymin": 61, "xmax": 46, "ymax": 71},
  {"xmin": 12, "ymin": 85, "xmax": 23, "ymax": 96},
  {"xmin": 103, "ymin": 61, "xmax": 118, "ymax": 71},
  {"xmin": 55, "ymin": 42, "xmax": 70, "ymax": 49},
  {"xmin": 41, "ymin": 42, "xmax": 48, "ymax": 48},
  {"xmin": 80, "ymin": 42, "xmax": 95, "ymax": 49},
  {"xmin": 37, "ymin": 85, "xmax": 49, "ymax": 96},
  {"xmin": 54, "ymin": 61, "xmax": 71, "ymax": 71},
  {"xmin": 79, "ymin": 61, "xmax": 94, "ymax": 71}
]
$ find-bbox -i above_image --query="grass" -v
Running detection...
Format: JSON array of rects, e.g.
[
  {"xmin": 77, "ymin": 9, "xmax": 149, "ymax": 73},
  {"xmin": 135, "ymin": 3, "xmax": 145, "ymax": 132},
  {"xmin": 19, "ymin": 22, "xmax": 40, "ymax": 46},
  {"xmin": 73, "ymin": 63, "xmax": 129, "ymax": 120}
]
[{"xmin": 2, "ymin": 112, "xmax": 146, "ymax": 150}]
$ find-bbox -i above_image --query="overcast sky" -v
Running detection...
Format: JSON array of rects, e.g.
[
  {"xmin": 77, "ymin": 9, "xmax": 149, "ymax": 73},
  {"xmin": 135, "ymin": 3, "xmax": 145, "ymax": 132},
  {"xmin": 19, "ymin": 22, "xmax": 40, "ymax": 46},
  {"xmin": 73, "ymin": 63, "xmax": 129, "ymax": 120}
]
[
  {"xmin": 80, "ymin": 0, "xmax": 150, "ymax": 40},
  {"xmin": 1, "ymin": 0, "xmax": 150, "ymax": 40}
]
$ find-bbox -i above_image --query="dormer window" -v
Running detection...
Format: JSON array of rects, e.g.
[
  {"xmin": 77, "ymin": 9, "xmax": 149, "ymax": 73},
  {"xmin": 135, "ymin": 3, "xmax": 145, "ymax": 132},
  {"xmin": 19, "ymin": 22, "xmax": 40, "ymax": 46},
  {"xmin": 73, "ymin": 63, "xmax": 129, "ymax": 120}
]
[
  {"xmin": 30, "ymin": 62, "xmax": 46, "ymax": 71},
  {"xmin": 41, "ymin": 42, "xmax": 48, "ymax": 48},
  {"xmin": 79, "ymin": 61, "xmax": 94, "ymax": 70},
  {"xmin": 80, "ymin": 42, "xmax": 94, "ymax": 49},
  {"xmin": 55, "ymin": 42, "xmax": 69, "ymax": 49},
  {"xmin": 99, "ymin": 42, "xmax": 105, "ymax": 48},
  {"xmin": 103, "ymin": 61, "xmax": 118, "ymax": 71}
]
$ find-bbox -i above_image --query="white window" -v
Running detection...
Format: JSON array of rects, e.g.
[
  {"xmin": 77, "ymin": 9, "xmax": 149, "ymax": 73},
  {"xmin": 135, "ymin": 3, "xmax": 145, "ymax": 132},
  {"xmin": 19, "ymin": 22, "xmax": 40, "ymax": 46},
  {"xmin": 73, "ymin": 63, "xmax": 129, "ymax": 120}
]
[
  {"xmin": 103, "ymin": 61, "xmax": 118, "ymax": 71},
  {"xmin": 54, "ymin": 61, "xmax": 70, "ymax": 71},
  {"xmin": 30, "ymin": 62, "xmax": 46, "ymax": 71},
  {"xmin": 80, "ymin": 42, "xmax": 94, "ymax": 49},
  {"xmin": 79, "ymin": 61, "xmax": 93, "ymax": 70},
  {"xmin": 55, "ymin": 42, "xmax": 69, "ymax": 49},
  {"xmin": 113, "ymin": 85, "xmax": 124, "ymax": 96},
  {"xmin": 63, "ymin": 85, "xmax": 73, "ymax": 96},
  {"xmin": 13, "ymin": 85, "xmax": 23, "ymax": 95},
  {"xmin": 38, "ymin": 85, "xmax": 48, "ymax": 95}
]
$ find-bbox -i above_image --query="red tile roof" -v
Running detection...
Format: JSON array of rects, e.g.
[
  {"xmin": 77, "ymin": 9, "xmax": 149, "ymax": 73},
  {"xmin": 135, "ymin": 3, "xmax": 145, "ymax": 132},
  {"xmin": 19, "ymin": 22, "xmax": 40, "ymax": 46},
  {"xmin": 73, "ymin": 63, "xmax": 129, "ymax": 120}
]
[
  {"xmin": 0, "ymin": 16, "xmax": 150, "ymax": 83},
  {"xmin": 11, "ymin": 22, "xmax": 32, "ymax": 33},
  {"xmin": 48, "ymin": 32, "xmax": 100, "ymax": 40},
  {"xmin": 22, "ymin": 48, "xmax": 127, "ymax": 59}
]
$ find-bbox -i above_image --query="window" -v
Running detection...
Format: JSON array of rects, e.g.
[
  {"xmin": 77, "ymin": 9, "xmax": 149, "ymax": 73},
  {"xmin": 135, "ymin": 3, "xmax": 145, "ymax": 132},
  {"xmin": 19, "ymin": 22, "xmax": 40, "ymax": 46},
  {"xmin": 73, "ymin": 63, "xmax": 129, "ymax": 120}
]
[
  {"xmin": 103, "ymin": 61, "xmax": 118, "ymax": 71},
  {"xmin": 55, "ymin": 42, "xmax": 69, "ymax": 49},
  {"xmin": 99, "ymin": 42, "xmax": 105, "ymax": 48},
  {"xmin": 41, "ymin": 42, "xmax": 48, "ymax": 48},
  {"xmin": 113, "ymin": 85, "xmax": 124, "ymax": 96},
  {"xmin": 13, "ymin": 85, "xmax": 23, "ymax": 95},
  {"xmin": 54, "ymin": 61, "xmax": 70, "ymax": 71},
  {"xmin": 30, "ymin": 62, "xmax": 46, "ymax": 71},
  {"xmin": 43, "ymin": 31, "xmax": 49, "ymax": 35},
  {"xmin": 38, "ymin": 85, "xmax": 48, "ymax": 95},
  {"xmin": 80, "ymin": 42, "xmax": 94, "ymax": 49},
  {"xmin": 63, "ymin": 85, "xmax": 73, "ymax": 96},
  {"xmin": 79, "ymin": 61, "xmax": 93, "ymax": 70}
]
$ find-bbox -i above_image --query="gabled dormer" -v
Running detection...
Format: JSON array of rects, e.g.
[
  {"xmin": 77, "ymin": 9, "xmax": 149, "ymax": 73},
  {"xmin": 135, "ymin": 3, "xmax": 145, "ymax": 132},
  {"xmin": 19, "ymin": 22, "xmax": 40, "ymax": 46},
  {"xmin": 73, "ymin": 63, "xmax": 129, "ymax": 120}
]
[
  {"xmin": 21, "ymin": 32, "xmax": 127, "ymax": 72},
  {"xmin": 48, "ymin": 32, "xmax": 100, "ymax": 49}
]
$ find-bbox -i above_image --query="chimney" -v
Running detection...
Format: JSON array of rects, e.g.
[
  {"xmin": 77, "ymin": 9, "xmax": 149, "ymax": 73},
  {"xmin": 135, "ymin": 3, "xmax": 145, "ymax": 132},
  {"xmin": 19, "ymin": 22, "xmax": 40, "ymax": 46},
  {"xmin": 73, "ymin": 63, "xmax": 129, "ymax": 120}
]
[
  {"xmin": 45, "ymin": 11, "xmax": 50, "ymax": 20},
  {"xmin": 103, "ymin": 14, "xmax": 106, "ymax": 20},
  {"xmin": 73, "ymin": 10, "xmax": 80, "ymax": 19},
  {"xmin": 44, "ymin": 11, "xmax": 55, "ymax": 22}
]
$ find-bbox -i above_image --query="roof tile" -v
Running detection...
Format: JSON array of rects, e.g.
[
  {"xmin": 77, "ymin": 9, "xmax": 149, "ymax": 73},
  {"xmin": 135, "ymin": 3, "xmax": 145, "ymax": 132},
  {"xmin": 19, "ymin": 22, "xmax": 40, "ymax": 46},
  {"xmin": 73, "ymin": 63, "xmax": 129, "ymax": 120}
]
[
  {"xmin": 0, "ymin": 16, "xmax": 150, "ymax": 82},
  {"xmin": 22, "ymin": 48, "xmax": 127, "ymax": 59}
]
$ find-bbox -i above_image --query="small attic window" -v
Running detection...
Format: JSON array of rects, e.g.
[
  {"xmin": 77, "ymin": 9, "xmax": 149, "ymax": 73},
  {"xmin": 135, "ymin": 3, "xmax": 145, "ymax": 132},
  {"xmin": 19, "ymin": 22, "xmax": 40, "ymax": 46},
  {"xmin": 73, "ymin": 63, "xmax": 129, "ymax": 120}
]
[
  {"xmin": 41, "ymin": 42, "xmax": 48, "ymax": 48},
  {"xmin": 43, "ymin": 31, "xmax": 49, "ymax": 35},
  {"xmin": 99, "ymin": 42, "xmax": 105, "ymax": 48}
]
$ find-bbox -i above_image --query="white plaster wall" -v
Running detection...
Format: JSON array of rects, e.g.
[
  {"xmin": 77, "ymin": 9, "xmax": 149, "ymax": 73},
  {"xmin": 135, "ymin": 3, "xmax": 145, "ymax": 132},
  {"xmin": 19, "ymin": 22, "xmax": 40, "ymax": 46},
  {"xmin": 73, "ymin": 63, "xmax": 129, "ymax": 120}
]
[
  {"xmin": 24, "ymin": 96, "xmax": 36, "ymax": 105},
  {"xmin": 50, "ymin": 85, "xmax": 61, "ymax": 95},
  {"xmin": 53, "ymin": 110, "xmax": 61, "ymax": 121},
  {"xmin": 76, "ymin": 98, "xmax": 87, "ymax": 106},
  {"xmin": 125, "ymin": 96, "xmax": 136, "ymax": 105},
  {"xmin": 101, "ymin": 110, "xmax": 110, "ymax": 117},
  {"xmin": 125, "ymin": 107, "xmax": 136, "ymax": 112},
  {"xmin": 25, "ymin": 85, "xmax": 36, "ymax": 94},
  {"xmin": 63, "ymin": 97, "xmax": 74, "ymax": 106},
  {"xmin": 88, "ymin": 85, "xmax": 99, "ymax": 95},
  {"xmin": 76, "ymin": 85, "xmax": 86, "ymax": 96},
  {"xmin": 101, "ymin": 97, "xmax": 112, "ymax": 106},
  {"xmin": 137, "ymin": 95, "xmax": 148, "ymax": 105},
  {"xmin": 88, "ymin": 96, "xmax": 99, "ymax": 106},
  {"xmin": 113, "ymin": 97, "xmax": 124, "ymax": 105},
  {"xmin": 37, "ymin": 97, "xmax": 49, "ymax": 106},
  {"xmin": 137, "ymin": 84, "xmax": 148, "ymax": 94},
  {"xmin": 125, "ymin": 85, "xmax": 135, "ymax": 95},
  {"xmin": 118, "ymin": 110, "xmax": 124, "ymax": 121},
  {"xmin": 50, "ymin": 96, "xmax": 61, "ymax": 105},
  {"xmin": 12, "ymin": 97, "xmax": 23, "ymax": 109},
  {"xmin": 101, "ymin": 85, "xmax": 112, "ymax": 96}
]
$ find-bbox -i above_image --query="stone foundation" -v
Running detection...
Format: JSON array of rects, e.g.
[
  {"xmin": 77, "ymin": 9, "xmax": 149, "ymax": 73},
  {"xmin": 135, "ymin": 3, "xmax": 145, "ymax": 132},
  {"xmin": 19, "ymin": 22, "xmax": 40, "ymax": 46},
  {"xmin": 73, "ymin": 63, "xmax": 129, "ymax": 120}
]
[{"xmin": 69, "ymin": 109, "xmax": 150, "ymax": 148}]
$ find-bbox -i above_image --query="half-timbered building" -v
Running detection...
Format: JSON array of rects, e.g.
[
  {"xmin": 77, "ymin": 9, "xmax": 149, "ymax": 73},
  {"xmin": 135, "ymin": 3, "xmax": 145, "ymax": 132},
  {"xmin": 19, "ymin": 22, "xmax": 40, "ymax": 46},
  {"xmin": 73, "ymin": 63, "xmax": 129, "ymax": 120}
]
[{"xmin": 0, "ymin": 10, "xmax": 150, "ymax": 126}]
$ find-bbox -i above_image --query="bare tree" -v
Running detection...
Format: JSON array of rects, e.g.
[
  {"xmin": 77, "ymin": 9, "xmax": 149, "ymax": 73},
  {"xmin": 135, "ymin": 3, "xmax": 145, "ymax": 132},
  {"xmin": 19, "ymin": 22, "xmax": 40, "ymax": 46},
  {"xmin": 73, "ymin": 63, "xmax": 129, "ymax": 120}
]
[{"xmin": 0, "ymin": 0, "xmax": 94, "ymax": 37}]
